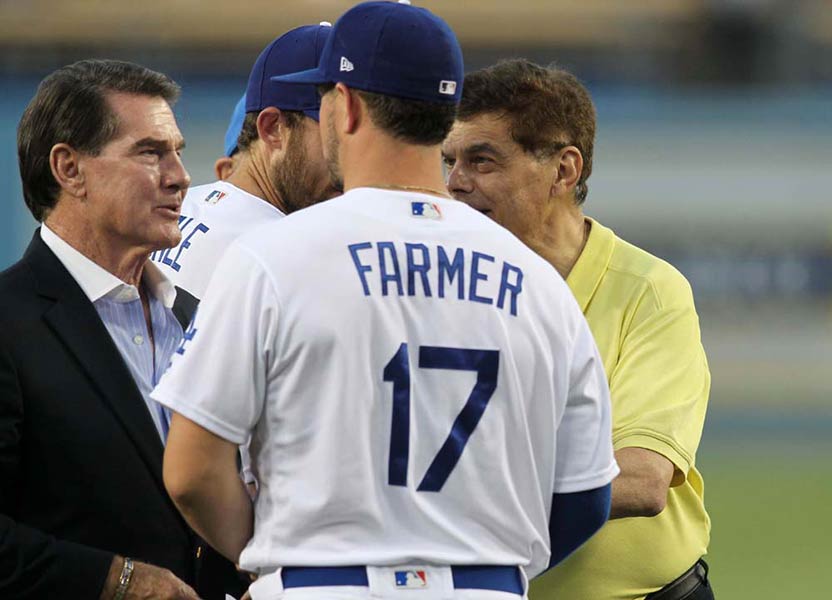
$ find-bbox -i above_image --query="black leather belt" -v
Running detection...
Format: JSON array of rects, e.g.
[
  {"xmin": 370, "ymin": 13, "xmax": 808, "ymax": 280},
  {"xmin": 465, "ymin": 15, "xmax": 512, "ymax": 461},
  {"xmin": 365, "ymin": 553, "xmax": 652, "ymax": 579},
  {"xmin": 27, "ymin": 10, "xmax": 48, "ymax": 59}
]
[{"xmin": 645, "ymin": 560, "xmax": 709, "ymax": 600}]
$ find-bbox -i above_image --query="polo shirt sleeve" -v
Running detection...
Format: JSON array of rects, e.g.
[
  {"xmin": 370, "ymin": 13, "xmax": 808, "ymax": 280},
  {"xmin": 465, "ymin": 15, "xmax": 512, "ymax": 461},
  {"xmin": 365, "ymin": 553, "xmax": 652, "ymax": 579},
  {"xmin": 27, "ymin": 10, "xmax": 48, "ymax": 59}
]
[
  {"xmin": 152, "ymin": 240, "xmax": 280, "ymax": 445},
  {"xmin": 608, "ymin": 274, "xmax": 710, "ymax": 486},
  {"xmin": 553, "ymin": 317, "xmax": 620, "ymax": 494}
]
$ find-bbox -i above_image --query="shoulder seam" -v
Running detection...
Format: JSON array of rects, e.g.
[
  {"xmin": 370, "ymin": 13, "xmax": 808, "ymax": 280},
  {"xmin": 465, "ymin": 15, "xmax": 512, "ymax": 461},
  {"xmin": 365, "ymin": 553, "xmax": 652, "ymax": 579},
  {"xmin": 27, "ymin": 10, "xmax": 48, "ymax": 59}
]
[{"xmin": 604, "ymin": 263, "xmax": 665, "ymax": 312}]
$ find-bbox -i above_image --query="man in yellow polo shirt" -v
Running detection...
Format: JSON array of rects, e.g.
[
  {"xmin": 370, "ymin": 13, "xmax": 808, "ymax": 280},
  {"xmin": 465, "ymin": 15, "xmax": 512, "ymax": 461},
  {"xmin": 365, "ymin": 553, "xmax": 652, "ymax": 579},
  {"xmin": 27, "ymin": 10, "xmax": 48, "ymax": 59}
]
[{"xmin": 442, "ymin": 58, "xmax": 713, "ymax": 600}]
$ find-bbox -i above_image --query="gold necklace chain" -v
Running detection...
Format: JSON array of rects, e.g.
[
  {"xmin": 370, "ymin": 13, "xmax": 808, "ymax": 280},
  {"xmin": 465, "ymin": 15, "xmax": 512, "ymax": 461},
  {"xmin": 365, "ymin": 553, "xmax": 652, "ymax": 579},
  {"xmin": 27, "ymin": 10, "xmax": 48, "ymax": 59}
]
[{"xmin": 364, "ymin": 183, "xmax": 451, "ymax": 199}]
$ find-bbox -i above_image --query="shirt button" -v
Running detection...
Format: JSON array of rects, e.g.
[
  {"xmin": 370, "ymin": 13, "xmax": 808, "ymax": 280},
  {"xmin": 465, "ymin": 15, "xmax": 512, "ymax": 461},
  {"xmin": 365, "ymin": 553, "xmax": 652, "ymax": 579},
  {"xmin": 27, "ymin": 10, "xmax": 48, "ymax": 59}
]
[{"xmin": 133, "ymin": 334, "xmax": 144, "ymax": 345}]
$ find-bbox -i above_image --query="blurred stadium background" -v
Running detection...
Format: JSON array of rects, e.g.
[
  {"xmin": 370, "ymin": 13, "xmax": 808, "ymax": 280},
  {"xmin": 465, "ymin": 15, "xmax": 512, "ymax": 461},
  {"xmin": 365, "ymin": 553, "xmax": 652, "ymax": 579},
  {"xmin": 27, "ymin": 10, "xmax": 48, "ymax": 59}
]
[{"xmin": 1, "ymin": 1, "xmax": 829, "ymax": 597}]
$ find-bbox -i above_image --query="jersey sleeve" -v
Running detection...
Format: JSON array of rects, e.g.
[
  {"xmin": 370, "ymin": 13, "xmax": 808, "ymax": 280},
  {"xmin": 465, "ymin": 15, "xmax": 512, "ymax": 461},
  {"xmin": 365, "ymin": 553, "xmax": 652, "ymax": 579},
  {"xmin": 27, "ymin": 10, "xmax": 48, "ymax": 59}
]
[
  {"xmin": 608, "ymin": 284, "xmax": 710, "ymax": 485},
  {"xmin": 152, "ymin": 240, "xmax": 279, "ymax": 445},
  {"xmin": 553, "ymin": 317, "xmax": 619, "ymax": 494}
]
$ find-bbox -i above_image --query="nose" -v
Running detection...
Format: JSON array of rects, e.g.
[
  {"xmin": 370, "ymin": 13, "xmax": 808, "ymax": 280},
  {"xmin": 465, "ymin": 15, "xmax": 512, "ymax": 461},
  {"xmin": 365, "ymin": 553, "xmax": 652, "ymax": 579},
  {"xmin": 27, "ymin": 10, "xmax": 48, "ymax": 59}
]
[
  {"xmin": 446, "ymin": 162, "xmax": 474, "ymax": 198},
  {"xmin": 163, "ymin": 151, "xmax": 191, "ymax": 193}
]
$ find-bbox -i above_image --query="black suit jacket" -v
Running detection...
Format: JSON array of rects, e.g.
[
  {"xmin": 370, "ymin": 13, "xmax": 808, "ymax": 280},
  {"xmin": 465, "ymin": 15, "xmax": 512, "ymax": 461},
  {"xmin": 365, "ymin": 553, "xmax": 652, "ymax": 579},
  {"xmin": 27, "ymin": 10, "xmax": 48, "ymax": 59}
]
[{"xmin": 0, "ymin": 232, "xmax": 242, "ymax": 599}]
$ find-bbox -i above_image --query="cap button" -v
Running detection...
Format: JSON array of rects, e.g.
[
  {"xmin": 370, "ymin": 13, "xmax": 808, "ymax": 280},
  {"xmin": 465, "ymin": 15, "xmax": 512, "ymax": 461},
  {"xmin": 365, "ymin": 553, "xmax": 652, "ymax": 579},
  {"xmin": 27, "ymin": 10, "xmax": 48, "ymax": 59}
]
[
  {"xmin": 398, "ymin": 0, "xmax": 412, "ymax": 4},
  {"xmin": 319, "ymin": 21, "xmax": 332, "ymax": 27}
]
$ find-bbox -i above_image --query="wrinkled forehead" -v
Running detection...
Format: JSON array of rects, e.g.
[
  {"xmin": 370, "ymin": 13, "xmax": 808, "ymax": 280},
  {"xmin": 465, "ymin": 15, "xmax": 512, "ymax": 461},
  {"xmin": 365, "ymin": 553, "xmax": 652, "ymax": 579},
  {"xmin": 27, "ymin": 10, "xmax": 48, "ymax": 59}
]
[
  {"xmin": 104, "ymin": 91, "xmax": 183, "ymax": 145},
  {"xmin": 444, "ymin": 113, "xmax": 516, "ymax": 154}
]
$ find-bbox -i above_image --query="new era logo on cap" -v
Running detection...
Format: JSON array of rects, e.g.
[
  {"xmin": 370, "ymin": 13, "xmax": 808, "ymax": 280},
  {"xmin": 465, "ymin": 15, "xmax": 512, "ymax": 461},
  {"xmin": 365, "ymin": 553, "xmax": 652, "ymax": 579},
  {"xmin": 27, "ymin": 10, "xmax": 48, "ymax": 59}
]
[{"xmin": 340, "ymin": 56, "xmax": 354, "ymax": 72}]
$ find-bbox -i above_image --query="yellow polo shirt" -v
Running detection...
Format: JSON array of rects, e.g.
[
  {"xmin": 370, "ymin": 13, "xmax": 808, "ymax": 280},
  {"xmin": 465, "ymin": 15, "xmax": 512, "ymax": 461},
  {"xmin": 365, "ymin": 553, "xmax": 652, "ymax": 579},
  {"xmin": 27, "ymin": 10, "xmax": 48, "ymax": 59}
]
[{"xmin": 530, "ymin": 219, "xmax": 711, "ymax": 600}]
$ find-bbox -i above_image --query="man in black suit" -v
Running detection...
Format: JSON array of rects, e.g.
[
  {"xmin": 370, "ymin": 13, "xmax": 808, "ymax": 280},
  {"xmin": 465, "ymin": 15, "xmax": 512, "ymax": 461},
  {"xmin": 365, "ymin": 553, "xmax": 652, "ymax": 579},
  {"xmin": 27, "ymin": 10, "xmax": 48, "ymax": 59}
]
[{"xmin": 0, "ymin": 59, "xmax": 241, "ymax": 599}]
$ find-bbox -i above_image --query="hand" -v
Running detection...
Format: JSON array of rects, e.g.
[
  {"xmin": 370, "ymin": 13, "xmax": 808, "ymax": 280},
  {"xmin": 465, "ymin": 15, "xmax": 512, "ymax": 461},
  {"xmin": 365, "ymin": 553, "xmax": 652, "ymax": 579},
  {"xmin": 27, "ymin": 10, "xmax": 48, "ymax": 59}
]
[
  {"xmin": 100, "ymin": 556, "xmax": 201, "ymax": 600},
  {"xmin": 125, "ymin": 560, "xmax": 201, "ymax": 599}
]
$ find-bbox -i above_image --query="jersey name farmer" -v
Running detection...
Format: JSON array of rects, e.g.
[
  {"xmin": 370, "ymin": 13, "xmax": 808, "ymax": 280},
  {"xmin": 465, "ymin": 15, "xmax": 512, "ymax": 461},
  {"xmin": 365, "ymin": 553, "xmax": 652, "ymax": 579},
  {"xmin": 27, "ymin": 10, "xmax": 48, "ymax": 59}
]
[
  {"xmin": 347, "ymin": 240, "xmax": 524, "ymax": 315},
  {"xmin": 152, "ymin": 187, "xmax": 618, "ymax": 580}
]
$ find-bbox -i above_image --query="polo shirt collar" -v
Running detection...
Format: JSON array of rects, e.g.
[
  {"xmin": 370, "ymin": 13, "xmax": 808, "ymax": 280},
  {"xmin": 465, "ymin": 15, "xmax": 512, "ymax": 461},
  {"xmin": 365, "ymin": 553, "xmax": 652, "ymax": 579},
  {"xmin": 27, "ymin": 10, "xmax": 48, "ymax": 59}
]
[
  {"xmin": 566, "ymin": 217, "xmax": 616, "ymax": 313},
  {"xmin": 40, "ymin": 224, "xmax": 177, "ymax": 308}
]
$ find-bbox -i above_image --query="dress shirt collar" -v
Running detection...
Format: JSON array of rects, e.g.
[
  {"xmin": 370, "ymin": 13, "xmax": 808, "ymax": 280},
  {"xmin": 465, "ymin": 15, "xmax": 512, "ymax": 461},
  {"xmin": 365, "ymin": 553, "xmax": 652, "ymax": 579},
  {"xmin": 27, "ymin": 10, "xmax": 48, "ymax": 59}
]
[{"xmin": 40, "ymin": 224, "xmax": 177, "ymax": 308}]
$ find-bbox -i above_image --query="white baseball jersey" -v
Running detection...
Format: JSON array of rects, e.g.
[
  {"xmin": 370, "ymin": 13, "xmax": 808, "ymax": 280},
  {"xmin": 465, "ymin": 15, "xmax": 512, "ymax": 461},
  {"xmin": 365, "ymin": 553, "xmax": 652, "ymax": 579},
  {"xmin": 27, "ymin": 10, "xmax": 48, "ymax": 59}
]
[
  {"xmin": 152, "ymin": 188, "xmax": 617, "ymax": 581},
  {"xmin": 150, "ymin": 180, "xmax": 285, "ymax": 298},
  {"xmin": 150, "ymin": 180, "xmax": 284, "ymax": 486}
]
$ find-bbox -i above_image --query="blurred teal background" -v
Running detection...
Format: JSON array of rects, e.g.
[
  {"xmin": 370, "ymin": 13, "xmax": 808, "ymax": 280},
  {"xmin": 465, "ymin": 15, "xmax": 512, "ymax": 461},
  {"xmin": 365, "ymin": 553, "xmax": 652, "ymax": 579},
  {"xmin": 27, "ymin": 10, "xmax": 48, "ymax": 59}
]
[{"xmin": 1, "ymin": 1, "xmax": 830, "ymax": 597}]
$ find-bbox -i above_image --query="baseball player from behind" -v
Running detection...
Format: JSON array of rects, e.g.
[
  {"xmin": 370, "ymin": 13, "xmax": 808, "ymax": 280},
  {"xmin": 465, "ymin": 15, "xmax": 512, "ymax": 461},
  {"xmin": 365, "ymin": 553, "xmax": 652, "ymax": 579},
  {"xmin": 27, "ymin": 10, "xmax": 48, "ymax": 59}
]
[
  {"xmin": 154, "ymin": 2, "xmax": 618, "ymax": 599},
  {"xmin": 149, "ymin": 23, "xmax": 337, "ymax": 495},
  {"xmin": 150, "ymin": 22, "xmax": 338, "ymax": 301}
]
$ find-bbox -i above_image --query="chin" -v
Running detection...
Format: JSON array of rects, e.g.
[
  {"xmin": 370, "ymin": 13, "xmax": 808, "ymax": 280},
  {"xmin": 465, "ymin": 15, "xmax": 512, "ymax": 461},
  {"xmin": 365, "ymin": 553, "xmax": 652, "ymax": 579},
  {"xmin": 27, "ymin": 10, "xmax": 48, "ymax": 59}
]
[{"xmin": 150, "ymin": 226, "xmax": 183, "ymax": 251}]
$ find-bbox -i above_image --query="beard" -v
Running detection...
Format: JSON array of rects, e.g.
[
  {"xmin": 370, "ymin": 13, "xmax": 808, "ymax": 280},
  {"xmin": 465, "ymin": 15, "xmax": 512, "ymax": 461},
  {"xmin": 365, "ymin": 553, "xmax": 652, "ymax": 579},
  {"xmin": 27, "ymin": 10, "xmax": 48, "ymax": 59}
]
[
  {"xmin": 325, "ymin": 116, "xmax": 344, "ymax": 193},
  {"xmin": 272, "ymin": 129, "xmax": 333, "ymax": 214}
]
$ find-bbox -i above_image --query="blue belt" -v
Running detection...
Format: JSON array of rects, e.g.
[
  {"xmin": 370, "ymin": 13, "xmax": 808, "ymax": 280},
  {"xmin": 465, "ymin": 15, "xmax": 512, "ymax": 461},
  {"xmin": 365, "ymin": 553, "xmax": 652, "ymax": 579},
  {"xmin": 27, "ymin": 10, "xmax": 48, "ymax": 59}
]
[{"xmin": 282, "ymin": 565, "xmax": 523, "ymax": 594}]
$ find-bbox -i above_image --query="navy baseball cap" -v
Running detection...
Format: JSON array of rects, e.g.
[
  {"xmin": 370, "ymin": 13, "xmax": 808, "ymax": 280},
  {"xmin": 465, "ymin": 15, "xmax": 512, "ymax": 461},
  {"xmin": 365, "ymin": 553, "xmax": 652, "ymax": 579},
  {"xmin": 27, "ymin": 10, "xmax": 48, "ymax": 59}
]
[
  {"xmin": 223, "ymin": 94, "xmax": 247, "ymax": 157},
  {"xmin": 245, "ymin": 23, "xmax": 332, "ymax": 120},
  {"xmin": 271, "ymin": 1, "xmax": 463, "ymax": 104}
]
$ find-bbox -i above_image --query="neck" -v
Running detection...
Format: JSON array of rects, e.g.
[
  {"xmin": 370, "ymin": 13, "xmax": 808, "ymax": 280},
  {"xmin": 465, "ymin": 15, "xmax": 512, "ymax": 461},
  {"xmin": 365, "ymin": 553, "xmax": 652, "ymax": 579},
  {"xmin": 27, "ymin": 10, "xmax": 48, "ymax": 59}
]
[
  {"xmin": 45, "ymin": 209, "xmax": 148, "ymax": 286},
  {"xmin": 226, "ymin": 148, "xmax": 287, "ymax": 213},
  {"xmin": 343, "ymin": 133, "xmax": 447, "ymax": 196},
  {"xmin": 526, "ymin": 197, "xmax": 588, "ymax": 279}
]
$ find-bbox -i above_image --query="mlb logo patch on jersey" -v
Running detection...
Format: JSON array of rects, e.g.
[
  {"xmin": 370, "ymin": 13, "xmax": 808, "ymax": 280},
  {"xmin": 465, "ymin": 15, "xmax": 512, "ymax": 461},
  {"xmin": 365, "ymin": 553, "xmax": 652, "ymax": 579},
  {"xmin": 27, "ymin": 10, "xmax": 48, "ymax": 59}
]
[
  {"xmin": 394, "ymin": 570, "xmax": 428, "ymax": 588},
  {"xmin": 411, "ymin": 201, "xmax": 442, "ymax": 219},
  {"xmin": 204, "ymin": 190, "xmax": 227, "ymax": 205}
]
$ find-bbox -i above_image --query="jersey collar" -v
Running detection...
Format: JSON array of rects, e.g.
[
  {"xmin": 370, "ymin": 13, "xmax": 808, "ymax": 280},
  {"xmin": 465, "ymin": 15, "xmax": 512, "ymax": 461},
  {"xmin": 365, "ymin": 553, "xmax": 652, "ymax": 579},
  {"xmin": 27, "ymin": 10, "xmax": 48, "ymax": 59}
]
[
  {"xmin": 218, "ymin": 181, "xmax": 287, "ymax": 217},
  {"xmin": 565, "ymin": 217, "xmax": 616, "ymax": 313}
]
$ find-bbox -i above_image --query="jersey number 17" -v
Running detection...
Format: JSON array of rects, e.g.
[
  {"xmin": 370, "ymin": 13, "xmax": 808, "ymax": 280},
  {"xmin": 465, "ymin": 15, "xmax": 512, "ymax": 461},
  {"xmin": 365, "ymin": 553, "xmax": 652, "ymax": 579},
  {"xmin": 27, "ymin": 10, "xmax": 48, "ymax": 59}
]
[{"xmin": 383, "ymin": 343, "xmax": 500, "ymax": 493}]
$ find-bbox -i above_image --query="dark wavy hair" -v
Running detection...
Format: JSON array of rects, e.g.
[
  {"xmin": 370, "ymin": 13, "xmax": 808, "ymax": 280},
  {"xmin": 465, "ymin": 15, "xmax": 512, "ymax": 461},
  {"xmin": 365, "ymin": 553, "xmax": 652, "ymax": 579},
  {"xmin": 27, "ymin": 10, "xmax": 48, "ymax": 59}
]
[
  {"xmin": 459, "ymin": 59, "xmax": 596, "ymax": 204},
  {"xmin": 17, "ymin": 59, "xmax": 180, "ymax": 221}
]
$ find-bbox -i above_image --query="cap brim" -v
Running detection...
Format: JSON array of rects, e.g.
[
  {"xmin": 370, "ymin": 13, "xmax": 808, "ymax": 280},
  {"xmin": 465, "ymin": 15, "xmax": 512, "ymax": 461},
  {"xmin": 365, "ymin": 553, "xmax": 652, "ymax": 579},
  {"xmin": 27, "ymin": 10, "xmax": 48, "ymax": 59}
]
[{"xmin": 271, "ymin": 67, "xmax": 329, "ymax": 85}]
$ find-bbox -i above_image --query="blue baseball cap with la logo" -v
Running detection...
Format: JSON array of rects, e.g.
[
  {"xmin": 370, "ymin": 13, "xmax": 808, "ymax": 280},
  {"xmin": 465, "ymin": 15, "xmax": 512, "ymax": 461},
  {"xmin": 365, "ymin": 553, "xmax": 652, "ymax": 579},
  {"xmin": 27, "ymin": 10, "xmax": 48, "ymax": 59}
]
[
  {"xmin": 245, "ymin": 23, "xmax": 332, "ymax": 121},
  {"xmin": 271, "ymin": 1, "xmax": 463, "ymax": 104}
]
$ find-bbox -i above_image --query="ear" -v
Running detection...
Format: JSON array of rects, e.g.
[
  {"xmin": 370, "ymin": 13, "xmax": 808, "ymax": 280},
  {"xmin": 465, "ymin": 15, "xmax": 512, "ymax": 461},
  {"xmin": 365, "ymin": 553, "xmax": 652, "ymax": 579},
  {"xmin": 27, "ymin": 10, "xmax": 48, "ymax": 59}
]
[
  {"xmin": 49, "ymin": 143, "xmax": 85, "ymax": 199},
  {"xmin": 551, "ymin": 146, "xmax": 583, "ymax": 199},
  {"xmin": 255, "ymin": 107, "xmax": 286, "ymax": 151},
  {"xmin": 335, "ymin": 82, "xmax": 361, "ymax": 135},
  {"xmin": 214, "ymin": 156, "xmax": 235, "ymax": 181}
]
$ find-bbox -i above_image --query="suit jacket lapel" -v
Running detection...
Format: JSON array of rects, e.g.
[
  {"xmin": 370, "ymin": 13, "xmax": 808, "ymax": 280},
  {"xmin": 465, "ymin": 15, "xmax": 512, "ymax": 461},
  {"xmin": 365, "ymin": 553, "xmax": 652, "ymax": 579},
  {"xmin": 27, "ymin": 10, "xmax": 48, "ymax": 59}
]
[
  {"xmin": 25, "ymin": 232, "xmax": 167, "ymax": 492},
  {"xmin": 172, "ymin": 285, "xmax": 200, "ymax": 329}
]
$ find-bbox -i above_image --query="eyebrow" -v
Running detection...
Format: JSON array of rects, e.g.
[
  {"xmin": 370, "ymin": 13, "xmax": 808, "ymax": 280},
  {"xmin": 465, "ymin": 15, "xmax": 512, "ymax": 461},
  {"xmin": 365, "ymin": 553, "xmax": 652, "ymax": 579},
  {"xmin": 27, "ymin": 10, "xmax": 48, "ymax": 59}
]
[
  {"xmin": 132, "ymin": 137, "xmax": 186, "ymax": 151},
  {"xmin": 464, "ymin": 142, "xmax": 504, "ymax": 159}
]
